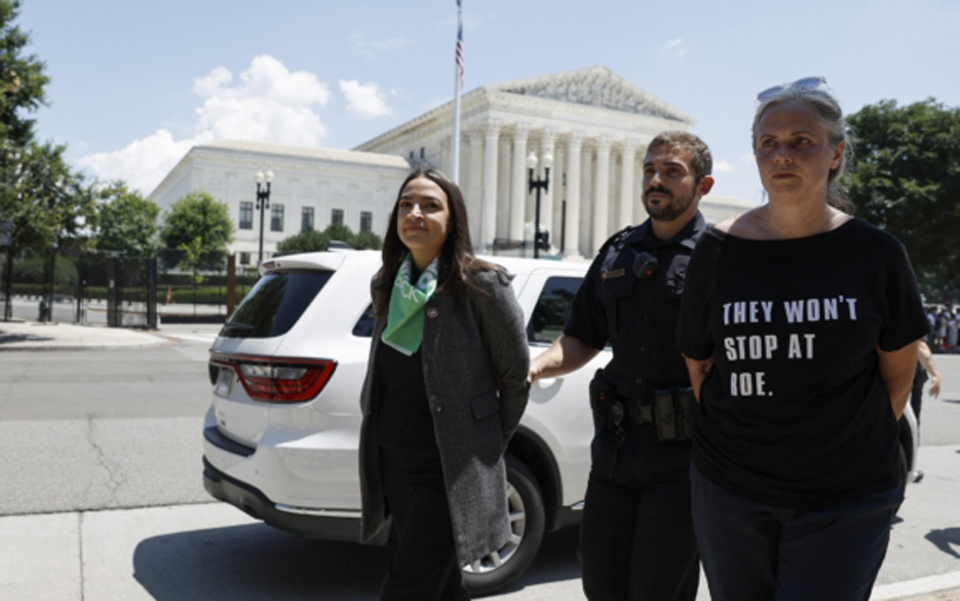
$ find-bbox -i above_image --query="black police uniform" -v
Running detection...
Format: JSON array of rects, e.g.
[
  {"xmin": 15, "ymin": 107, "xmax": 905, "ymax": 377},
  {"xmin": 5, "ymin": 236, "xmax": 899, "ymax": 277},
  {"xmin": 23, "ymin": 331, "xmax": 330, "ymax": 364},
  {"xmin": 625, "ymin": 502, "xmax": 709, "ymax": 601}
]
[{"xmin": 564, "ymin": 212, "xmax": 705, "ymax": 601}]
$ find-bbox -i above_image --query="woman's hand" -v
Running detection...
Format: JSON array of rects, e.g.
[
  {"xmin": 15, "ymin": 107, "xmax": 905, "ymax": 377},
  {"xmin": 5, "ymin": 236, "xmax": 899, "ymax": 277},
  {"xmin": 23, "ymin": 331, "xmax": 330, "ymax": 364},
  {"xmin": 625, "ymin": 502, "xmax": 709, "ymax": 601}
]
[{"xmin": 683, "ymin": 356, "xmax": 713, "ymax": 402}]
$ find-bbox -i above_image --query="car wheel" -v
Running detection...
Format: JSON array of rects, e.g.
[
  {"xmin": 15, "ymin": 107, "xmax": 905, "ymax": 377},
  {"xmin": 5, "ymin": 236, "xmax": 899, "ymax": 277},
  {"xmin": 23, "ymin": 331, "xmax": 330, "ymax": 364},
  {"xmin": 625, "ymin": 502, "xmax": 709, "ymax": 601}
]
[{"xmin": 461, "ymin": 456, "xmax": 546, "ymax": 596}]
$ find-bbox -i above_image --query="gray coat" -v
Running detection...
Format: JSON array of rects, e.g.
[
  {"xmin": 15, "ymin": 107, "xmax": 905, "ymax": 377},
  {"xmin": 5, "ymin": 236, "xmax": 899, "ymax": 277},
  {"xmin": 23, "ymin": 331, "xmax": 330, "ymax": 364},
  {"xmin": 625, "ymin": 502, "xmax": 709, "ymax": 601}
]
[{"xmin": 358, "ymin": 269, "xmax": 530, "ymax": 566}]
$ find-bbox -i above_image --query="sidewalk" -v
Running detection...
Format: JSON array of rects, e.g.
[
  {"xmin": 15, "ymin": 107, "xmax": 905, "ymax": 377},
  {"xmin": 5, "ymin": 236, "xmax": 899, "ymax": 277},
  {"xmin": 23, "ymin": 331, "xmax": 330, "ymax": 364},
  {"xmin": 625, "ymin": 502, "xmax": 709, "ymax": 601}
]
[
  {"xmin": 1, "ymin": 502, "xmax": 957, "ymax": 601},
  {"xmin": 0, "ymin": 319, "xmax": 166, "ymax": 351}
]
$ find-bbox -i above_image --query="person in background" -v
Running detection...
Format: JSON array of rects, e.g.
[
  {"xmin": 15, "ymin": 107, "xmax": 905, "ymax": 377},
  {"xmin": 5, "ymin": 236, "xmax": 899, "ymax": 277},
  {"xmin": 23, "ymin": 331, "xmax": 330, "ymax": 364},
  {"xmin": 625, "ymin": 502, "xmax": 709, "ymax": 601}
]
[
  {"xmin": 946, "ymin": 306, "xmax": 958, "ymax": 353},
  {"xmin": 358, "ymin": 168, "xmax": 529, "ymax": 600},
  {"xmin": 678, "ymin": 78, "xmax": 928, "ymax": 601}
]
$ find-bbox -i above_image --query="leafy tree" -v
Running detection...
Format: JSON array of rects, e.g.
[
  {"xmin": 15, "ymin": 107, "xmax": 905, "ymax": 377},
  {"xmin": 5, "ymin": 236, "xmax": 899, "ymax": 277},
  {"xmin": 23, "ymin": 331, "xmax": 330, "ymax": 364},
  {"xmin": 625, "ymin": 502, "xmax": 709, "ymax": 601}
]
[
  {"xmin": 161, "ymin": 190, "xmax": 233, "ymax": 270},
  {"xmin": 351, "ymin": 230, "xmax": 382, "ymax": 250},
  {"xmin": 14, "ymin": 143, "xmax": 99, "ymax": 251},
  {"xmin": 324, "ymin": 222, "xmax": 355, "ymax": 244},
  {"xmin": 96, "ymin": 181, "xmax": 160, "ymax": 256},
  {"xmin": 846, "ymin": 98, "xmax": 960, "ymax": 294},
  {"xmin": 274, "ymin": 229, "xmax": 331, "ymax": 257},
  {"xmin": 0, "ymin": 0, "xmax": 52, "ymax": 269},
  {"xmin": 274, "ymin": 223, "xmax": 383, "ymax": 257}
]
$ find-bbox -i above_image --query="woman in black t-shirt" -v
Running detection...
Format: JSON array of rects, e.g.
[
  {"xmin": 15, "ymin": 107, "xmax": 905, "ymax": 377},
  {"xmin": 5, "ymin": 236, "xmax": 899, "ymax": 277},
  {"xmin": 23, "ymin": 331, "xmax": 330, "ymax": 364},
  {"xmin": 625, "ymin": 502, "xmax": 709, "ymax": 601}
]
[{"xmin": 678, "ymin": 80, "xmax": 928, "ymax": 601}]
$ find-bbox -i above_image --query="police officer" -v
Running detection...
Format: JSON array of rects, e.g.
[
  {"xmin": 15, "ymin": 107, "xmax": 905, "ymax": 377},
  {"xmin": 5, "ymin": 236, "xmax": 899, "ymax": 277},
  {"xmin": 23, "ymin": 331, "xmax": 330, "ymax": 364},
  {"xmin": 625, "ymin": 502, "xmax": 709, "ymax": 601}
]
[{"xmin": 528, "ymin": 131, "xmax": 714, "ymax": 601}]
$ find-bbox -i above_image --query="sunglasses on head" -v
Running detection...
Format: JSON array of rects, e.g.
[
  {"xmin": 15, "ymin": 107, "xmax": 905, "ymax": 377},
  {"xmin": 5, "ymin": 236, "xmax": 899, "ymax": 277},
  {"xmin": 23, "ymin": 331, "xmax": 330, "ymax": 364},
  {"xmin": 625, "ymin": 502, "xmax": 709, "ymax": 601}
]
[{"xmin": 756, "ymin": 76, "xmax": 826, "ymax": 102}]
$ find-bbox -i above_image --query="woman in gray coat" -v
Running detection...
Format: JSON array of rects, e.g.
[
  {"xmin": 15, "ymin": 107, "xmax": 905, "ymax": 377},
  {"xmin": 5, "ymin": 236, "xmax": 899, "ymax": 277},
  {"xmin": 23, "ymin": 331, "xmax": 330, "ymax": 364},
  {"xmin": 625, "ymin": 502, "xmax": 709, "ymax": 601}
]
[{"xmin": 359, "ymin": 167, "xmax": 530, "ymax": 600}]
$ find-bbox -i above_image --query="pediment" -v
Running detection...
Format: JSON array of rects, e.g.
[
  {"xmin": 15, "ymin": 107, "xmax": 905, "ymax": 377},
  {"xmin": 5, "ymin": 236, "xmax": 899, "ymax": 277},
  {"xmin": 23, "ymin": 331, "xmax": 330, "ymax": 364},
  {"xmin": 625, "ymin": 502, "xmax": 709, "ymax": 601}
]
[{"xmin": 487, "ymin": 66, "xmax": 693, "ymax": 124}]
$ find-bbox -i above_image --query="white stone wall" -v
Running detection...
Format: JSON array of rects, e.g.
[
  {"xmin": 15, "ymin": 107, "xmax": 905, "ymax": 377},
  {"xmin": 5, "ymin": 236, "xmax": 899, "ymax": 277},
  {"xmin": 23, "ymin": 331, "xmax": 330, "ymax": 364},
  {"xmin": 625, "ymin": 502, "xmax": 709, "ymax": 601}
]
[{"xmin": 148, "ymin": 144, "xmax": 410, "ymax": 264}]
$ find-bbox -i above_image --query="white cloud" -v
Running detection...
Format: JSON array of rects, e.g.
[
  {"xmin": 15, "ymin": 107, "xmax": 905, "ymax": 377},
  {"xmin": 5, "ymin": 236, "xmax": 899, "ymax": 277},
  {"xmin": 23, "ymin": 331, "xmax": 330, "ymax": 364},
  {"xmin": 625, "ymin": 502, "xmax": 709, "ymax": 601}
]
[
  {"xmin": 740, "ymin": 152, "xmax": 756, "ymax": 165},
  {"xmin": 77, "ymin": 55, "xmax": 331, "ymax": 195},
  {"xmin": 79, "ymin": 129, "xmax": 199, "ymax": 196},
  {"xmin": 659, "ymin": 38, "xmax": 687, "ymax": 59},
  {"xmin": 713, "ymin": 159, "xmax": 735, "ymax": 173},
  {"xmin": 349, "ymin": 31, "xmax": 410, "ymax": 60},
  {"xmin": 339, "ymin": 80, "xmax": 392, "ymax": 119}
]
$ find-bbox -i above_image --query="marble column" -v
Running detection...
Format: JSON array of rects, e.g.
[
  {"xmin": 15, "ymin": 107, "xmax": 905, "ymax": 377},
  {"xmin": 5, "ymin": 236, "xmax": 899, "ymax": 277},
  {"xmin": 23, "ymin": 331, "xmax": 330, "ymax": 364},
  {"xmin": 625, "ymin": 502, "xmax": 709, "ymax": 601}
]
[
  {"xmin": 496, "ymin": 137, "xmax": 511, "ymax": 240},
  {"xmin": 439, "ymin": 136, "xmax": 450, "ymax": 175},
  {"xmin": 539, "ymin": 130, "xmax": 557, "ymax": 247},
  {"xmin": 580, "ymin": 144, "xmax": 593, "ymax": 255},
  {"xmin": 468, "ymin": 129, "xmax": 484, "ymax": 245},
  {"xmin": 634, "ymin": 144, "xmax": 648, "ymax": 224},
  {"xmin": 481, "ymin": 121, "xmax": 502, "ymax": 252},
  {"xmin": 564, "ymin": 134, "xmax": 583, "ymax": 259},
  {"xmin": 592, "ymin": 138, "xmax": 611, "ymax": 253},
  {"xmin": 619, "ymin": 143, "xmax": 636, "ymax": 229},
  {"xmin": 552, "ymin": 143, "xmax": 565, "ymax": 250},
  {"xmin": 509, "ymin": 124, "xmax": 529, "ymax": 245}
]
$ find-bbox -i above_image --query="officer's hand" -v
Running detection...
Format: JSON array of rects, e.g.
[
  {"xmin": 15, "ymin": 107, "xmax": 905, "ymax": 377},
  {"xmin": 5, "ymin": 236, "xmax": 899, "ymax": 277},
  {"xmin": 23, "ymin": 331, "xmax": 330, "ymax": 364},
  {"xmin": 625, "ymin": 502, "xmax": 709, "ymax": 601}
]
[{"xmin": 526, "ymin": 365, "xmax": 540, "ymax": 386}]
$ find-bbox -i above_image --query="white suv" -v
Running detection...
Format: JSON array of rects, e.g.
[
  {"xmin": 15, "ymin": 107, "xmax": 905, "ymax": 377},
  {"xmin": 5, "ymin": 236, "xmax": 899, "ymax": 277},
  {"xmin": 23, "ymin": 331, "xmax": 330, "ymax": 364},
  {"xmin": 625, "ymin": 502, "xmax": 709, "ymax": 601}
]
[
  {"xmin": 202, "ymin": 249, "xmax": 920, "ymax": 595},
  {"xmin": 203, "ymin": 249, "xmax": 608, "ymax": 594}
]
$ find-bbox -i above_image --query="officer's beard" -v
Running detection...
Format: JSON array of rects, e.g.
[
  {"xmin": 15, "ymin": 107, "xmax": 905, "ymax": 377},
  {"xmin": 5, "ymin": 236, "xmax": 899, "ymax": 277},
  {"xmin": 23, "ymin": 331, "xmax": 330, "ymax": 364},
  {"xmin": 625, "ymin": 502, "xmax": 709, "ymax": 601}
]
[{"xmin": 642, "ymin": 186, "xmax": 698, "ymax": 222}]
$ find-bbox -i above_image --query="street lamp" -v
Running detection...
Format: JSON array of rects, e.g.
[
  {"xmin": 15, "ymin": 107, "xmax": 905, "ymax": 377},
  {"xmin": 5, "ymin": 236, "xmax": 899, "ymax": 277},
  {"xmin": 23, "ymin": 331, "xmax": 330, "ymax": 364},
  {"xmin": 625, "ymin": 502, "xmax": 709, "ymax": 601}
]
[
  {"xmin": 527, "ymin": 150, "xmax": 553, "ymax": 259},
  {"xmin": 255, "ymin": 168, "xmax": 273, "ymax": 267}
]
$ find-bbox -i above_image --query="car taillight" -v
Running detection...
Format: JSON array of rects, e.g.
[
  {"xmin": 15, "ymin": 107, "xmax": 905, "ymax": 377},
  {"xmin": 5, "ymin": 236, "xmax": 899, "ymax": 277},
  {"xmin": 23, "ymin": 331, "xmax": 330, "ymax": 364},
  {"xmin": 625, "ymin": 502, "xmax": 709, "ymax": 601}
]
[{"xmin": 210, "ymin": 353, "xmax": 337, "ymax": 403}]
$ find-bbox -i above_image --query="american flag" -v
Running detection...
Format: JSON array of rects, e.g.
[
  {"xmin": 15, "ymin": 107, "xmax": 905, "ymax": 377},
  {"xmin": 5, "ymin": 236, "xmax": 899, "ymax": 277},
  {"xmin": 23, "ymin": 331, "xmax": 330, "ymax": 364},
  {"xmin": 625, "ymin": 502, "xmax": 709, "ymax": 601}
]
[{"xmin": 455, "ymin": 12, "xmax": 464, "ymax": 88}]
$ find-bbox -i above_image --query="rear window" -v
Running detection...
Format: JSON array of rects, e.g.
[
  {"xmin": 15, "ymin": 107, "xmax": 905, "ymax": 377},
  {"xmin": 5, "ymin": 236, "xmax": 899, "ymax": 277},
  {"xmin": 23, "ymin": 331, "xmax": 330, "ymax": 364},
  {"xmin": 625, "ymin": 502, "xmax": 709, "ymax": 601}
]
[{"xmin": 220, "ymin": 270, "xmax": 332, "ymax": 338}]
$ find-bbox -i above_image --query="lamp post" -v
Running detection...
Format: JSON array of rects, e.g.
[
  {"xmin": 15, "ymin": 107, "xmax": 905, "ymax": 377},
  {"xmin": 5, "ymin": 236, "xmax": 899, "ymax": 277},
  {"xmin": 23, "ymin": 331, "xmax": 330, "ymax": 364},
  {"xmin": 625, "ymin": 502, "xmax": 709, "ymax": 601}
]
[
  {"xmin": 526, "ymin": 150, "xmax": 553, "ymax": 259},
  {"xmin": 255, "ymin": 169, "xmax": 273, "ymax": 267}
]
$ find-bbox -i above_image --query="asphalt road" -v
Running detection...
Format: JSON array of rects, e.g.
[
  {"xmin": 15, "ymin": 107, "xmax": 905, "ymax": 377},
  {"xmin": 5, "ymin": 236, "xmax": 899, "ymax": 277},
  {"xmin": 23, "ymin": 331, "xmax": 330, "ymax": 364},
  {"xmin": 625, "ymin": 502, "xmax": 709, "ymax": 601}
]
[{"xmin": 0, "ymin": 331, "xmax": 958, "ymax": 600}]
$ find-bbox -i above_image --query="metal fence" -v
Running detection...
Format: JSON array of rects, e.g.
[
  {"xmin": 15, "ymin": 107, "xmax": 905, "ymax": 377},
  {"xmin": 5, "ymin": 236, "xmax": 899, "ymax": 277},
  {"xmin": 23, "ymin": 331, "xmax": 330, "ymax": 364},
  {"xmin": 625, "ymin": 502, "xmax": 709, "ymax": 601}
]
[{"xmin": 1, "ymin": 249, "xmax": 258, "ymax": 327}]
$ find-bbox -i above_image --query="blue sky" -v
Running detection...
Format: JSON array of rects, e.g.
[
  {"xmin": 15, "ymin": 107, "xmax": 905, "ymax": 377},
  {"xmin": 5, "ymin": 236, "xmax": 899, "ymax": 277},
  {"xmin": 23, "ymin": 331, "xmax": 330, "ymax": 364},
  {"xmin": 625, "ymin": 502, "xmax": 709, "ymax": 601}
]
[{"xmin": 19, "ymin": 0, "xmax": 960, "ymax": 205}]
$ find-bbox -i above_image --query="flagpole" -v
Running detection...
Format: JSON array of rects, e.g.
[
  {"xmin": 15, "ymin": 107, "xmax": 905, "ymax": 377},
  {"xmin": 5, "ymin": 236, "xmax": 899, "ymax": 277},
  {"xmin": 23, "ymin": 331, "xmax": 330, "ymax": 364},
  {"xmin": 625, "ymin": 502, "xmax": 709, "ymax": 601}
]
[{"xmin": 450, "ymin": 0, "xmax": 463, "ymax": 184}]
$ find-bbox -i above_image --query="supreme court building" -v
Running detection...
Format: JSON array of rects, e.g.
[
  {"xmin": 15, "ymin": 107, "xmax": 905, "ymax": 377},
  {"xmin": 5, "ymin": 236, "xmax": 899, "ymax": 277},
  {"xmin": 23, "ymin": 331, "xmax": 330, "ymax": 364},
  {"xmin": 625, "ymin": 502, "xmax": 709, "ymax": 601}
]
[{"xmin": 149, "ymin": 67, "xmax": 751, "ymax": 265}]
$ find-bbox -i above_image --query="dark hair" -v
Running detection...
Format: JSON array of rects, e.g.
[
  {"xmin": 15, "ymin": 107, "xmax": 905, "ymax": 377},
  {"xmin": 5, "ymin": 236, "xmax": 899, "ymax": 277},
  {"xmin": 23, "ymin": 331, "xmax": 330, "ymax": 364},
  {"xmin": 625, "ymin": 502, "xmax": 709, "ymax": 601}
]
[
  {"xmin": 373, "ymin": 167, "xmax": 504, "ymax": 317},
  {"xmin": 647, "ymin": 131, "xmax": 713, "ymax": 182},
  {"xmin": 752, "ymin": 87, "xmax": 856, "ymax": 213}
]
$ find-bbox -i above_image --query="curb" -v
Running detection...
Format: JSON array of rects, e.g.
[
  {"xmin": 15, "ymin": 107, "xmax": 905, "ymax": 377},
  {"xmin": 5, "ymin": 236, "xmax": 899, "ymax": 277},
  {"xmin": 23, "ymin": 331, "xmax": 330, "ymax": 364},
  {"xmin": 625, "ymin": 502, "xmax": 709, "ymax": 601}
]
[
  {"xmin": 873, "ymin": 572, "xmax": 960, "ymax": 600},
  {"xmin": 0, "ymin": 339, "xmax": 168, "ymax": 352}
]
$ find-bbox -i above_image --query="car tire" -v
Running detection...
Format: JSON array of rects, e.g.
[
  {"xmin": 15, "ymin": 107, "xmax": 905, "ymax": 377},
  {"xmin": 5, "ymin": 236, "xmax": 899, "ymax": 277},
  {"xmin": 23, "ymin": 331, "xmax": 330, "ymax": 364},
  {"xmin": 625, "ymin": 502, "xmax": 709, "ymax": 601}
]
[{"xmin": 461, "ymin": 456, "xmax": 546, "ymax": 596}]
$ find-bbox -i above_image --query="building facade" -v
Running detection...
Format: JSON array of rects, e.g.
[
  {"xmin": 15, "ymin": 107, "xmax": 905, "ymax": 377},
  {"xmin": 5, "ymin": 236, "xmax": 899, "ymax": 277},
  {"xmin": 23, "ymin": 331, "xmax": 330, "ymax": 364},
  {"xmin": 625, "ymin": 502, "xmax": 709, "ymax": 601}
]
[
  {"xmin": 148, "ymin": 140, "xmax": 410, "ymax": 268},
  {"xmin": 149, "ymin": 67, "xmax": 752, "ymax": 263}
]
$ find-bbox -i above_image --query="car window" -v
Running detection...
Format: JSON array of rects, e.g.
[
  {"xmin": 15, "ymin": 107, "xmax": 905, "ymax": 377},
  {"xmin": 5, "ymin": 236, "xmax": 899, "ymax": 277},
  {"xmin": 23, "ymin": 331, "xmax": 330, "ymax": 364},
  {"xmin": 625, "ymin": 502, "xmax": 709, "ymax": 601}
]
[
  {"xmin": 353, "ymin": 304, "xmax": 376, "ymax": 337},
  {"xmin": 220, "ymin": 270, "xmax": 333, "ymax": 338},
  {"xmin": 528, "ymin": 276, "xmax": 581, "ymax": 346}
]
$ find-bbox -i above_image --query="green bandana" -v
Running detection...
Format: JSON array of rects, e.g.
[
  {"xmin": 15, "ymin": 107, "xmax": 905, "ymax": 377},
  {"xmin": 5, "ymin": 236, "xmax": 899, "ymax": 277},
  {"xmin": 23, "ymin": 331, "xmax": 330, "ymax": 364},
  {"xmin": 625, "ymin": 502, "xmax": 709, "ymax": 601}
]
[{"xmin": 381, "ymin": 254, "xmax": 439, "ymax": 356}]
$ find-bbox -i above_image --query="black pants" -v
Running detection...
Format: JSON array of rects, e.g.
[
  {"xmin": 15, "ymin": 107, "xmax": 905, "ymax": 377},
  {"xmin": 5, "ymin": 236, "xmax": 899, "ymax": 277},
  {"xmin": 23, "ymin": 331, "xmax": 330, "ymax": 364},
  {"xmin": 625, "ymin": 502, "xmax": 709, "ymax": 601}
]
[
  {"xmin": 690, "ymin": 463, "xmax": 902, "ymax": 601},
  {"xmin": 380, "ymin": 447, "xmax": 469, "ymax": 601},
  {"xmin": 579, "ymin": 423, "xmax": 699, "ymax": 601}
]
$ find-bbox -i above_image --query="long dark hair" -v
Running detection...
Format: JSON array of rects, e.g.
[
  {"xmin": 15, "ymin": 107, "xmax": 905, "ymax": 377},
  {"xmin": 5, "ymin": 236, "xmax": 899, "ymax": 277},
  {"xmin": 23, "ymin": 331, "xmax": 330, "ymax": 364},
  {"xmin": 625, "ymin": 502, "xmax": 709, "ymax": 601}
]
[{"xmin": 373, "ymin": 167, "xmax": 504, "ymax": 317}]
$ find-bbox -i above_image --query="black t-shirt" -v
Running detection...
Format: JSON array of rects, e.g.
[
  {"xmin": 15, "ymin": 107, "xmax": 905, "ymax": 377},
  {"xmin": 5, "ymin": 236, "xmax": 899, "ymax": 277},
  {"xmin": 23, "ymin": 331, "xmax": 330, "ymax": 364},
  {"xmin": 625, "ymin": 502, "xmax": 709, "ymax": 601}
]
[
  {"xmin": 677, "ymin": 219, "xmax": 928, "ymax": 509},
  {"xmin": 375, "ymin": 342, "xmax": 439, "ymax": 455}
]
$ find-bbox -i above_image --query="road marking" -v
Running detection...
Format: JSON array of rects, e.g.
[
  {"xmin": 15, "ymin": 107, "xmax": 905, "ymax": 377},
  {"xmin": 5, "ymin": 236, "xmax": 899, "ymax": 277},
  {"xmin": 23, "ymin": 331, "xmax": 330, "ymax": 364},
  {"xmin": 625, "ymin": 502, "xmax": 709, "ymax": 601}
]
[{"xmin": 169, "ymin": 334, "xmax": 217, "ymax": 343}]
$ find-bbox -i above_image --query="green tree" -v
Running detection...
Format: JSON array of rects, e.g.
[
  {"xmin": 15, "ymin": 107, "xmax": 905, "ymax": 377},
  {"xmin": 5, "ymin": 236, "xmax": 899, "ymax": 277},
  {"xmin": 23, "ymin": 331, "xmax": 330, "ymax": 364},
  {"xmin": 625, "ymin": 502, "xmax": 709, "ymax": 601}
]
[
  {"xmin": 10, "ymin": 143, "xmax": 99, "ymax": 304},
  {"xmin": 97, "ymin": 181, "xmax": 160, "ymax": 256},
  {"xmin": 351, "ymin": 230, "xmax": 382, "ymax": 250},
  {"xmin": 161, "ymin": 190, "xmax": 234, "ymax": 270},
  {"xmin": 0, "ymin": 0, "xmax": 52, "ymax": 285},
  {"xmin": 275, "ymin": 229, "xmax": 331, "ymax": 257},
  {"xmin": 846, "ymin": 99, "xmax": 960, "ymax": 294},
  {"xmin": 324, "ymin": 222, "xmax": 354, "ymax": 244}
]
